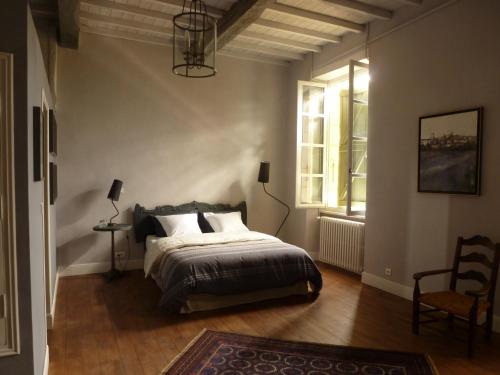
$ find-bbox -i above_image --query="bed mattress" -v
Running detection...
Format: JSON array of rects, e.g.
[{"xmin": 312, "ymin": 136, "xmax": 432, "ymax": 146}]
[{"xmin": 145, "ymin": 232, "xmax": 322, "ymax": 312}]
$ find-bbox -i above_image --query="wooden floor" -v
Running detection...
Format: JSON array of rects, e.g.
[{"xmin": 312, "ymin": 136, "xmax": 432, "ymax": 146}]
[{"xmin": 48, "ymin": 264, "xmax": 500, "ymax": 375}]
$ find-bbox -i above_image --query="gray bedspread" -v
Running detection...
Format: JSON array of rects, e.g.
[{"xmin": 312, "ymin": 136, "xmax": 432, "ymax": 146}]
[{"xmin": 155, "ymin": 238, "xmax": 323, "ymax": 312}]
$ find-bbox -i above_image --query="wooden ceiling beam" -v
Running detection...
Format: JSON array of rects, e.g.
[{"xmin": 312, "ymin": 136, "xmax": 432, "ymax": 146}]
[
  {"xmin": 143, "ymin": 0, "xmax": 224, "ymax": 18},
  {"xmin": 322, "ymin": 0, "xmax": 392, "ymax": 20},
  {"xmin": 216, "ymin": 0, "xmax": 275, "ymax": 50},
  {"xmin": 266, "ymin": 3, "xmax": 365, "ymax": 33},
  {"xmin": 82, "ymin": 0, "xmax": 171, "ymax": 21},
  {"xmin": 58, "ymin": 0, "xmax": 80, "ymax": 48},
  {"xmin": 227, "ymin": 40, "xmax": 303, "ymax": 61},
  {"xmin": 81, "ymin": 25, "xmax": 171, "ymax": 46},
  {"xmin": 238, "ymin": 31, "xmax": 322, "ymax": 53},
  {"xmin": 80, "ymin": 11, "xmax": 171, "ymax": 35},
  {"xmin": 219, "ymin": 49, "xmax": 288, "ymax": 66},
  {"xmin": 393, "ymin": 0, "xmax": 422, "ymax": 5},
  {"xmin": 254, "ymin": 19, "xmax": 341, "ymax": 44}
]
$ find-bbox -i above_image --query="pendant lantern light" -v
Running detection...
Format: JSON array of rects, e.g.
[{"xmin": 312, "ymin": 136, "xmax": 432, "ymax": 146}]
[{"xmin": 172, "ymin": 0, "xmax": 217, "ymax": 78}]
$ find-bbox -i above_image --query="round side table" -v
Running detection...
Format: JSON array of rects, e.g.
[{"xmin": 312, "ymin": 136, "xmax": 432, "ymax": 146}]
[{"xmin": 93, "ymin": 223, "xmax": 132, "ymax": 281}]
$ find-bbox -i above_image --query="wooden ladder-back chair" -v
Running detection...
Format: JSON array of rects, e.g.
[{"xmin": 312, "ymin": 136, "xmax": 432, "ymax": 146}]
[{"xmin": 412, "ymin": 235, "xmax": 500, "ymax": 357}]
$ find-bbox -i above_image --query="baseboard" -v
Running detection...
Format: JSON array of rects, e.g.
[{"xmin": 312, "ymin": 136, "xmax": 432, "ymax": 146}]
[
  {"xmin": 361, "ymin": 272, "xmax": 414, "ymax": 300},
  {"xmin": 59, "ymin": 258, "xmax": 144, "ymax": 277},
  {"xmin": 46, "ymin": 267, "xmax": 61, "ymax": 329},
  {"xmin": 361, "ymin": 271, "xmax": 500, "ymax": 333},
  {"xmin": 43, "ymin": 344, "xmax": 49, "ymax": 375}
]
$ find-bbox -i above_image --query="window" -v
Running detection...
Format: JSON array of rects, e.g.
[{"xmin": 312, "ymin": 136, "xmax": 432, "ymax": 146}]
[{"xmin": 296, "ymin": 60, "xmax": 369, "ymax": 217}]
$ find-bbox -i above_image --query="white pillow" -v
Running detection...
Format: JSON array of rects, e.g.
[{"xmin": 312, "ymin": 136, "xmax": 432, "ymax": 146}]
[
  {"xmin": 203, "ymin": 211, "xmax": 249, "ymax": 233},
  {"xmin": 155, "ymin": 213, "xmax": 202, "ymax": 237}
]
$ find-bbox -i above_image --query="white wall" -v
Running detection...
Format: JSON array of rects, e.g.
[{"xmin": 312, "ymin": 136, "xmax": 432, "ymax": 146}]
[
  {"xmin": 56, "ymin": 33, "xmax": 289, "ymax": 269},
  {"xmin": 27, "ymin": 10, "xmax": 57, "ymax": 374},
  {"xmin": 286, "ymin": 0, "xmax": 500, "ymax": 315},
  {"xmin": 365, "ymin": 0, "xmax": 500, "ymax": 311}
]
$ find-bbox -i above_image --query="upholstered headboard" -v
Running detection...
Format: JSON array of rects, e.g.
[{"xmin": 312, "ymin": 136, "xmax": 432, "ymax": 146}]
[{"xmin": 133, "ymin": 201, "xmax": 247, "ymax": 243}]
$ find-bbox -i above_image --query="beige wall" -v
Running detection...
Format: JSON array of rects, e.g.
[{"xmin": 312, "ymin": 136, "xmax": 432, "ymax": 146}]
[
  {"xmin": 56, "ymin": 33, "xmax": 289, "ymax": 267},
  {"xmin": 365, "ymin": 0, "xmax": 500, "ymax": 311},
  {"xmin": 286, "ymin": 0, "xmax": 500, "ymax": 314}
]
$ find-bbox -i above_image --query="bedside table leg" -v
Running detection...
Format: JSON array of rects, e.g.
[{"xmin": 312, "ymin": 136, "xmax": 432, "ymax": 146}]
[
  {"xmin": 111, "ymin": 230, "xmax": 115, "ymax": 272},
  {"xmin": 104, "ymin": 230, "xmax": 122, "ymax": 282}
]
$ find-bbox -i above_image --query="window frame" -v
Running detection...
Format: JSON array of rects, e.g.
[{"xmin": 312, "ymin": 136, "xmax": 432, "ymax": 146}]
[
  {"xmin": 295, "ymin": 80, "xmax": 328, "ymax": 208},
  {"xmin": 295, "ymin": 60, "xmax": 369, "ymax": 219},
  {"xmin": 347, "ymin": 60, "xmax": 369, "ymax": 217}
]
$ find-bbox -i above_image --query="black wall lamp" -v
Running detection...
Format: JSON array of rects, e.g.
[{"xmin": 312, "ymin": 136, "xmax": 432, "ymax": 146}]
[
  {"xmin": 258, "ymin": 161, "xmax": 290, "ymax": 237},
  {"xmin": 107, "ymin": 179, "xmax": 123, "ymax": 225}
]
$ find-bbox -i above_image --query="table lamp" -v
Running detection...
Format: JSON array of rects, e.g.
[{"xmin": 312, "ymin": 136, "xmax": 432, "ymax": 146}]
[{"xmin": 107, "ymin": 179, "xmax": 123, "ymax": 225}]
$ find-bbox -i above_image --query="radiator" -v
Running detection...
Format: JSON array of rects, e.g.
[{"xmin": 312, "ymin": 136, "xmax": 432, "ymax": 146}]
[{"xmin": 319, "ymin": 216, "xmax": 365, "ymax": 274}]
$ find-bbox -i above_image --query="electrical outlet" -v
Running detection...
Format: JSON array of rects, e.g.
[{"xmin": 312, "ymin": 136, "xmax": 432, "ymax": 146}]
[
  {"xmin": 115, "ymin": 252, "xmax": 126, "ymax": 259},
  {"xmin": 385, "ymin": 267, "xmax": 392, "ymax": 277}
]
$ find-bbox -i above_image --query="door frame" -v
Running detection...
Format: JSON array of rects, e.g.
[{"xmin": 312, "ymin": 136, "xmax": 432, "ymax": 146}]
[
  {"xmin": 41, "ymin": 89, "xmax": 51, "ymax": 319},
  {"xmin": 0, "ymin": 52, "xmax": 20, "ymax": 357}
]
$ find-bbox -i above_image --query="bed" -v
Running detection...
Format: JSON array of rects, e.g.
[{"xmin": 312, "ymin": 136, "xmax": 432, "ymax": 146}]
[{"xmin": 134, "ymin": 201, "xmax": 322, "ymax": 313}]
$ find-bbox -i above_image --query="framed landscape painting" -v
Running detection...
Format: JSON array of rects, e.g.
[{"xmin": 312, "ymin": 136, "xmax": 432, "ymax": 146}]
[{"xmin": 418, "ymin": 108, "xmax": 483, "ymax": 195}]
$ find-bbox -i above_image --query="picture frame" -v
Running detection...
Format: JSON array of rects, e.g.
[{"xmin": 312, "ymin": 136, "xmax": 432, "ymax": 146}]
[
  {"xmin": 418, "ymin": 107, "xmax": 483, "ymax": 195},
  {"xmin": 49, "ymin": 162, "xmax": 57, "ymax": 205},
  {"xmin": 49, "ymin": 109, "xmax": 57, "ymax": 155},
  {"xmin": 33, "ymin": 106, "xmax": 42, "ymax": 181}
]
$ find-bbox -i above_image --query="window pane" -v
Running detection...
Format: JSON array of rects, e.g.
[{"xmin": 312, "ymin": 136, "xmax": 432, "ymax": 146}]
[
  {"xmin": 300, "ymin": 176, "xmax": 310, "ymax": 204},
  {"xmin": 301, "ymin": 146, "xmax": 323, "ymax": 174},
  {"xmin": 312, "ymin": 177, "xmax": 323, "ymax": 203},
  {"xmin": 302, "ymin": 116, "xmax": 310, "ymax": 143},
  {"xmin": 302, "ymin": 116, "xmax": 324, "ymax": 144},
  {"xmin": 352, "ymin": 139, "xmax": 367, "ymax": 175},
  {"xmin": 312, "ymin": 147, "xmax": 323, "ymax": 174},
  {"xmin": 351, "ymin": 175, "xmax": 366, "ymax": 212},
  {"xmin": 300, "ymin": 176, "xmax": 324, "ymax": 204},
  {"xmin": 348, "ymin": 62, "xmax": 369, "ymax": 215},
  {"xmin": 312, "ymin": 117, "xmax": 324, "ymax": 144},
  {"xmin": 302, "ymin": 86, "xmax": 324, "ymax": 115},
  {"xmin": 353, "ymin": 101, "xmax": 368, "ymax": 139},
  {"xmin": 354, "ymin": 90, "xmax": 368, "ymax": 102},
  {"xmin": 301, "ymin": 147, "xmax": 311, "ymax": 174}
]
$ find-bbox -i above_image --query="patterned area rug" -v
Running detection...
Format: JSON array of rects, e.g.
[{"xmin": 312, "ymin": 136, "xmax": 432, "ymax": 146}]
[{"xmin": 161, "ymin": 330, "xmax": 439, "ymax": 375}]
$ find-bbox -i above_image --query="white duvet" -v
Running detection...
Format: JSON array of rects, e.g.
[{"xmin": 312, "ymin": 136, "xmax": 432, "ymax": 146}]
[{"xmin": 144, "ymin": 231, "xmax": 280, "ymax": 276}]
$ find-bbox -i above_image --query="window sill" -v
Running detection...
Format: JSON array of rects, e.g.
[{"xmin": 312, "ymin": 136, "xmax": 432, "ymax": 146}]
[{"xmin": 319, "ymin": 210, "xmax": 365, "ymax": 223}]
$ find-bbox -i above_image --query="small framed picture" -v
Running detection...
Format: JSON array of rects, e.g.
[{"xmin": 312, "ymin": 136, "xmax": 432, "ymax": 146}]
[
  {"xmin": 49, "ymin": 109, "xmax": 57, "ymax": 155},
  {"xmin": 50, "ymin": 162, "xmax": 57, "ymax": 204},
  {"xmin": 33, "ymin": 106, "xmax": 42, "ymax": 181},
  {"xmin": 418, "ymin": 108, "xmax": 483, "ymax": 195}
]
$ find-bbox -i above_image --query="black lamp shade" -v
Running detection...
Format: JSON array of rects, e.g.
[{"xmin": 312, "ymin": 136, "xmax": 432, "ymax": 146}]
[
  {"xmin": 107, "ymin": 179, "xmax": 123, "ymax": 202},
  {"xmin": 258, "ymin": 161, "xmax": 270, "ymax": 183}
]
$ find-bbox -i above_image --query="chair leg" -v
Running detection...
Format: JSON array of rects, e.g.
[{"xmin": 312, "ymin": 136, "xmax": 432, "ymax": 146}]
[
  {"xmin": 412, "ymin": 299, "xmax": 420, "ymax": 335},
  {"xmin": 447, "ymin": 313, "xmax": 455, "ymax": 325},
  {"xmin": 447, "ymin": 313, "xmax": 455, "ymax": 335},
  {"xmin": 468, "ymin": 310, "xmax": 477, "ymax": 358},
  {"xmin": 485, "ymin": 308, "xmax": 493, "ymax": 342}
]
